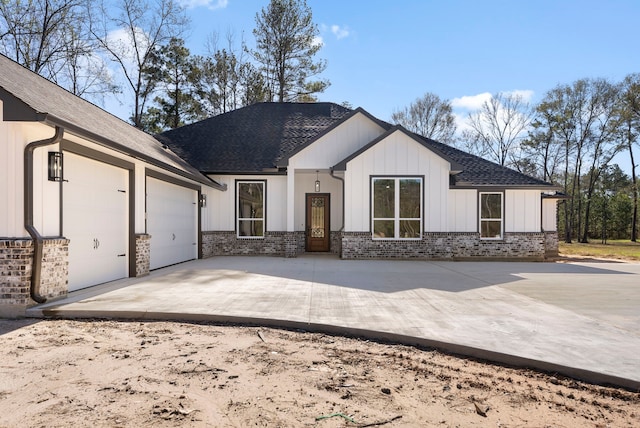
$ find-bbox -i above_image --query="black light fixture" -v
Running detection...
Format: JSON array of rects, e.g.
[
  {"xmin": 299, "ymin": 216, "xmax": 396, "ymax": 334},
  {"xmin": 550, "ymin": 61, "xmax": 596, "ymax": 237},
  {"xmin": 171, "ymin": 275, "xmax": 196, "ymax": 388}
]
[
  {"xmin": 199, "ymin": 193, "xmax": 207, "ymax": 208},
  {"xmin": 315, "ymin": 170, "xmax": 320, "ymax": 192},
  {"xmin": 47, "ymin": 151, "xmax": 63, "ymax": 182}
]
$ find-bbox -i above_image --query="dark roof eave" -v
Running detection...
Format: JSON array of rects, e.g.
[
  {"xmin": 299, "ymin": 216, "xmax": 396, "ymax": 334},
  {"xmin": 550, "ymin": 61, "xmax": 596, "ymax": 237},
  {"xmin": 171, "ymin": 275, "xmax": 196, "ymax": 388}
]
[
  {"xmin": 205, "ymin": 170, "xmax": 287, "ymax": 176},
  {"xmin": 450, "ymin": 184, "xmax": 561, "ymax": 190},
  {"xmin": 43, "ymin": 115, "xmax": 225, "ymax": 190}
]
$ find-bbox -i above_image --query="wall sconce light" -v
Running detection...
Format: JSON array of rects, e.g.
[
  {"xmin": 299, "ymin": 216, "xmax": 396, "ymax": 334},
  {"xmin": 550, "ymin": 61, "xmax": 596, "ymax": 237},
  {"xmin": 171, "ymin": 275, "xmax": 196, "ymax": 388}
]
[
  {"xmin": 315, "ymin": 170, "xmax": 320, "ymax": 192},
  {"xmin": 48, "ymin": 151, "xmax": 63, "ymax": 182},
  {"xmin": 199, "ymin": 194, "xmax": 207, "ymax": 208}
]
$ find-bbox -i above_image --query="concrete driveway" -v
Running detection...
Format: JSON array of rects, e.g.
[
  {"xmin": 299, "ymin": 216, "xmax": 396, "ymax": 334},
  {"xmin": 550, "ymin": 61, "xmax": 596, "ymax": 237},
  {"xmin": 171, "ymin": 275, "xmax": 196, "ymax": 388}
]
[{"xmin": 28, "ymin": 255, "xmax": 640, "ymax": 390}]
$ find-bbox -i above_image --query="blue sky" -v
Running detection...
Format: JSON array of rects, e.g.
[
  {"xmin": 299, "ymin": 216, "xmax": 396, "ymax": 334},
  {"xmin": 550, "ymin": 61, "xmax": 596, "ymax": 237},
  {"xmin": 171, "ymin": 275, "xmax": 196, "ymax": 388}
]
[{"xmin": 176, "ymin": 0, "xmax": 639, "ymax": 121}]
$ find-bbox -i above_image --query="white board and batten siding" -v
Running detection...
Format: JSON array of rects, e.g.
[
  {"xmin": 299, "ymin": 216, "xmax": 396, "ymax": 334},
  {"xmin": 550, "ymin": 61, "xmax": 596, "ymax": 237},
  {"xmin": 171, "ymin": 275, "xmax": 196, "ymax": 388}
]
[
  {"xmin": 447, "ymin": 189, "xmax": 477, "ymax": 232},
  {"xmin": 344, "ymin": 130, "xmax": 451, "ymax": 232},
  {"xmin": 205, "ymin": 175, "xmax": 287, "ymax": 232},
  {"xmin": 146, "ymin": 176, "xmax": 198, "ymax": 270},
  {"xmin": 504, "ymin": 189, "xmax": 542, "ymax": 233},
  {"xmin": 64, "ymin": 152, "xmax": 129, "ymax": 291},
  {"xmin": 0, "ymin": 116, "xmax": 62, "ymax": 238},
  {"xmin": 288, "ymin": 112, "xmax": 386, "ymax": 169},
  {"xmin": 542, "ymin": 198, "xmax": 558, "ymax": 232}
]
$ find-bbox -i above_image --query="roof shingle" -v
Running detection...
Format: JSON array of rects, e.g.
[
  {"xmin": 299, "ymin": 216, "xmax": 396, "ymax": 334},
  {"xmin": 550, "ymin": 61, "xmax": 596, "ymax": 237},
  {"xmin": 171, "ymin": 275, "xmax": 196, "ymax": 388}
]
[{"xmin": 158, "ymin": 102, "xmax": 352, "ymax": 173}]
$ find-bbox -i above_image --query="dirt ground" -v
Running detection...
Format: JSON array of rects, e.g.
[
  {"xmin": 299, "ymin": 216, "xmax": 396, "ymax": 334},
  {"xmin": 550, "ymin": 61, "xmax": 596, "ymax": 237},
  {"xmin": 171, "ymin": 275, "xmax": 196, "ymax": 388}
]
[{"xmin": 0, "ymin": 319, "xmax": 638, "ymax": 427}]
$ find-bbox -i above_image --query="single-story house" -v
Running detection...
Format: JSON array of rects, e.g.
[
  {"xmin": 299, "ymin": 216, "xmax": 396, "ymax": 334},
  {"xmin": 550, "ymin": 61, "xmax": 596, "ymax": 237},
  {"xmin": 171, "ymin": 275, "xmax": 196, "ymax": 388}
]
[
  {"xmin": 1, "ymin": 53, "xmax": 561, "ymax": 317},
  {"xmin": 158, "ymin": 102, "xmax": 561, "ymax": 260},
  {"xmin": 0, "ymin": 54, "xmax": 225, "ymax": 317}
]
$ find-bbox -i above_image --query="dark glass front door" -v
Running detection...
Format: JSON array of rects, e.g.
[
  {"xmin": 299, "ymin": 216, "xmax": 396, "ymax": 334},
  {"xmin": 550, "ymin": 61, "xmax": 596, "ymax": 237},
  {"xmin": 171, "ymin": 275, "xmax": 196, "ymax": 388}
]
[{"xmin": 306, "ymin": 194, "xmax": 330, "ymax": 252}]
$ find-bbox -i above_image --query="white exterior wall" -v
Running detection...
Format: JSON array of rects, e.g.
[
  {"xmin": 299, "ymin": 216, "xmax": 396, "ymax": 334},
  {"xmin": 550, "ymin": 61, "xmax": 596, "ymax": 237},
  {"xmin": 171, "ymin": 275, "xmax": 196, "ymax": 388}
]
[
  {"xmin": 206, "ymin": 175, "xmax": 287, "ymax": 232},
  {"xmin": 504, "ymin": 189, "xmax": 542, "ymax": 232},
  {"xmin": 447, "ymin": 189, "xmax": 477, "ymax": 232},
  {"xmin": 0, "ymin": 113, "xmax": 62, "ymax": 238},
  {"xmin": 542, "ymin": 198, "xmax": 558, "ymax": 231},
  {"xmin": 344, "ymin": 131, "xmax": 450, "ymax": 232},
  {"xmin": 289, "ymin": 113, "xmax": 386, "ymax": 169}
]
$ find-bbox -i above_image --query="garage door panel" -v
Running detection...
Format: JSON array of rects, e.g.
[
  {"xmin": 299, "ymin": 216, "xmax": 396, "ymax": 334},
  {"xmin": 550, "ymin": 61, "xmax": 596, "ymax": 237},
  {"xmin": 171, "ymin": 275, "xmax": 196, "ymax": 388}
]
[
  {"xmin": 64, "ymin": 153, "xmax": 128, "ymax": 291},
  {"xmin": 147, "ymin": 177, "xmax": 198, "ymax": 270}
]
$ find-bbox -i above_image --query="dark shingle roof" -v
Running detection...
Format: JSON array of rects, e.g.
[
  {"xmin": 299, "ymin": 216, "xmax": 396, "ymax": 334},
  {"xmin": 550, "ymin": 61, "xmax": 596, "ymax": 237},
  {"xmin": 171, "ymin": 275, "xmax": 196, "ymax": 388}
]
[
  {"xmin": 158, "ymin": 102, "xmax": 352, "ymax": 173},
  {"xmin": 415, "ymin": 134, "xmax": 554, "ymax": 187},
  {"xmin": 160, "ymin": 100, "xmax": 554, "ymax": 189},
  {"xmin": 0, "ymin": 54, "xmax": 217, "ymax": 187}
]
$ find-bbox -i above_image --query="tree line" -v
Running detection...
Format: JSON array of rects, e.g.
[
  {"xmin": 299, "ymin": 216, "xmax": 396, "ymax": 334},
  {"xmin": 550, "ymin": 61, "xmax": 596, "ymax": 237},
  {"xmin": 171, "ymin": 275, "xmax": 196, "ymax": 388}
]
[
  {"xmin": 392, "ymin": 77, "xmax": 640, "ymax": 243},
  {"xmin": 0, "ymin": 0, "xmax": 327, "ymax": 132}
]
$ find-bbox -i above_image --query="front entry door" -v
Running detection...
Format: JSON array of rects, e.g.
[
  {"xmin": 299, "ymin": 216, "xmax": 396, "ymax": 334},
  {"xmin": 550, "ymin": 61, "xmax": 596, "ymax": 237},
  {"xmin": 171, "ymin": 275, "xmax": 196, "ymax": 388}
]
[{"xmin": 306, "ymin": 194, "xmax": 330, "ymax": 252}]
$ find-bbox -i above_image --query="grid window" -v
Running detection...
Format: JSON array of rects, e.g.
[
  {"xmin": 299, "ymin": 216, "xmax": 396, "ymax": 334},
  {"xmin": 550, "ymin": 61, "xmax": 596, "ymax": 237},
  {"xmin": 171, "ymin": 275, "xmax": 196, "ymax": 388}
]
[
  {"xmin": 479, "ymin": 192, "xmax": 503, "ymax": 239},
  {"xmin": 237, "ymin": 181, "xmax": 264, "ymax": 238},
  {"xmin": 372, "ymin": 177, "xmax": 422, "ymax": 240}
]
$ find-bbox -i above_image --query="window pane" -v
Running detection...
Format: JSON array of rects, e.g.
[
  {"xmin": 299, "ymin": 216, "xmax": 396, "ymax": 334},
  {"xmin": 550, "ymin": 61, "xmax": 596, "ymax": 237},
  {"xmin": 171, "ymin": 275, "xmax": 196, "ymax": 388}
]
[
  {"xmin": 238, "ymin": 183, "xmax": 263, "ymax": 219},
  {"xmin": 481, "ymin": 220, "xmax": 501, "ymax": 238},
  {"xmin": 481, "ymin": 193, "xmax": 501, "ymax": 219},
  {"xmin": 399, "ymin": 179, "xmax": 421, "ymax": 218},
  {"xmin": 239, "ymin": 220, "xmax": 264, "ymax": 237},
  {"xmin": 373, "ymin": 179, "xmax": 395, "ymax": 218},
  {"xmin": 373, "ymin": 220, "xmax": 394, "ymax": 238},
  {"xmin": 400, "ymin": 220, "xmax": 420, "ymax": 238}
]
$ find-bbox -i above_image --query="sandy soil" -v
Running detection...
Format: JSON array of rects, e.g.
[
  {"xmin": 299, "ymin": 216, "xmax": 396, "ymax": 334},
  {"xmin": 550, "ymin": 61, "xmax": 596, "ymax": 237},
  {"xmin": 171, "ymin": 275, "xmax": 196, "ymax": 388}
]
[{"xmin": 0, "ymin": 319, "xmax": 638, "ymax": 427}]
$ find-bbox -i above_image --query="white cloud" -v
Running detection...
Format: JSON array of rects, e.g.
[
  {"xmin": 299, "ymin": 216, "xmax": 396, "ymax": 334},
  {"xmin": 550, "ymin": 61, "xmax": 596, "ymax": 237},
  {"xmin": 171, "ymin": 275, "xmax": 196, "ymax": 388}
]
[
  {"xmin": 180, "ymin": 0, "xmax": 228, "ymax": 10},
  {"xmin": 504, "ymin": 89, "xmax": 534, "ymax": 103},
  {"xmin": 451, "ymin": 90, "xmax": 535, "ymax": 112},
  {"xmin": 106, "ymin": 27, "xmax": 150, "ymax": 66},
  {"xmin": 312, "ymin": 36, "xmax": 324, "ymax": 47},
  {"xmin": 451, "ymin": 92, "xmax": 492, "ymax": 111},
  {"xmin": 331, "ymin": 24, "xmax": 350, "ymax": 40}
]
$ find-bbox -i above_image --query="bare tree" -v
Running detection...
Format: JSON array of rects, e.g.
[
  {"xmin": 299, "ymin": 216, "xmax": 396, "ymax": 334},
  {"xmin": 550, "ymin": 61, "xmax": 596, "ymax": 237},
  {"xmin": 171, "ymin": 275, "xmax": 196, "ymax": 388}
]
[
  {"xmin": 618, "ymin": 73, "xmax": 640, "ymax": 241},
  {"xmin": 90, "ymin": 0, "xmax": 188, "ymax": 128},
  {"xmin": 521, "ymin": 100, "xmax": 564, "ymax": 182},
  {"xmin": 391, "ymin": 92, "xmax": 457, "ymax": 144},
  {"xmin": 463, "ymin": 92, "xmax": 533, "ymax": 167},
  {"xmin": 535, "ymin": 79, "xmax": 622, "ymax": 243},
  {"xmin": 0, "ymin": 0, "xmax": 116, "ymax": 101},
  {"xmin": 250, "ymin": 0, "xmax": 328, "ymax": 102},
  {"xmin": 578, "ymin": 79, "xmax": 622, "ymax": 243}
]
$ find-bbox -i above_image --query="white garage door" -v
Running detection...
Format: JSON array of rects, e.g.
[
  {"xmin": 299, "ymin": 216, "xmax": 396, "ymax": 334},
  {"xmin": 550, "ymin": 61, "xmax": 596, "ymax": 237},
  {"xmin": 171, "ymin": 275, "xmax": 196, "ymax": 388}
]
[
  {"xmin": 146, "ymin": 177, "xmax": 198, "ymax": 270},
  {"xmin": 64, "ymin": 152, "xmax": 129, "ymax": 291}
]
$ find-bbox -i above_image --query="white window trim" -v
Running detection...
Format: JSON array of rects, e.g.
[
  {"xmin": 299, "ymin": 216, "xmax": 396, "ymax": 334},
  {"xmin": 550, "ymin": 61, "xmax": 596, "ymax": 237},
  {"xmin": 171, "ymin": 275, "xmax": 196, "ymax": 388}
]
[
  {"xmin": 236, "ymin": 180, "xmax": 265, "ymax": 239},
  {"xmin": 371, "ymin": 177, "xmax": 423, "ymax": 241},
  {"xmin": 479, "ymin": 191, "xmax": 503, "ymax": 240}
]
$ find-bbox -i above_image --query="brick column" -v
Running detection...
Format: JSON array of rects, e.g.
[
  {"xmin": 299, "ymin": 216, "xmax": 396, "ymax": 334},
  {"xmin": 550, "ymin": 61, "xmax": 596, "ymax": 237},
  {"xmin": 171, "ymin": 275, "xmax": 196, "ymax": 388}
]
[
  {"xmin": 135, "ymin": 234, "xmax": 151, "ymax": 277},
  {"xmin": 1, "ymin": 238, "xmax": 68, "ymax": 318}
]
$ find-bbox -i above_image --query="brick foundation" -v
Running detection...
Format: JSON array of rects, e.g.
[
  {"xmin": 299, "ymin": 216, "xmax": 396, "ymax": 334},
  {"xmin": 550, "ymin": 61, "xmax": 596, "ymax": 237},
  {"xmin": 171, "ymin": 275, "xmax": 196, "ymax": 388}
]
[
  {"xmin": 202, "ymin": 231, "xmax": 305, "ymax": 257},
  {"xmin": 1, "ymin": 238, "xmax": 69, "ymax": 317},
  {"xmin": 135, "ymin": 234, "xmax": 151, "ymax": 277},
  {"xmin": 341, "ymin": 232, "xmax": 547, "ymax": 260}
]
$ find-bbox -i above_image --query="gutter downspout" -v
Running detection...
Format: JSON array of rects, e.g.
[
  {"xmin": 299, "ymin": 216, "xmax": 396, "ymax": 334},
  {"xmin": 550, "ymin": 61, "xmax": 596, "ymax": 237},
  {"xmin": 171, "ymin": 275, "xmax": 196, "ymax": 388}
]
[
  {"xmin": 24, "ymin": 126, "xmax": 64, "ymax": 304},
  {"xmin": 329, "ymin": 168, "xmax": 345, "ymax": 231}
]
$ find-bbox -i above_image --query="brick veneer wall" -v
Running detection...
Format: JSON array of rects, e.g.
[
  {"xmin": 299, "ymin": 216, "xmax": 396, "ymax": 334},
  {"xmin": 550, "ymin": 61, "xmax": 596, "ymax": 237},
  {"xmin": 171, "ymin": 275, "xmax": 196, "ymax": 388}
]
[
  {"xmin": 544, "ymin": 231, "xmax": 559, "ymax": 258},
  {"xmin": 341, "ymin": 232, "xmax": 547, "ymax": 260},
  {"xmin": 1, "ymin": 238, "xmax": 69, "ymax": 317},
  {"xmin": 202, "ymin": 231, "xmax": 305, "ymax": 258},
  {"xmin": 135, "ymin": 234, "xmax": 151, "ymax": 277}
]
